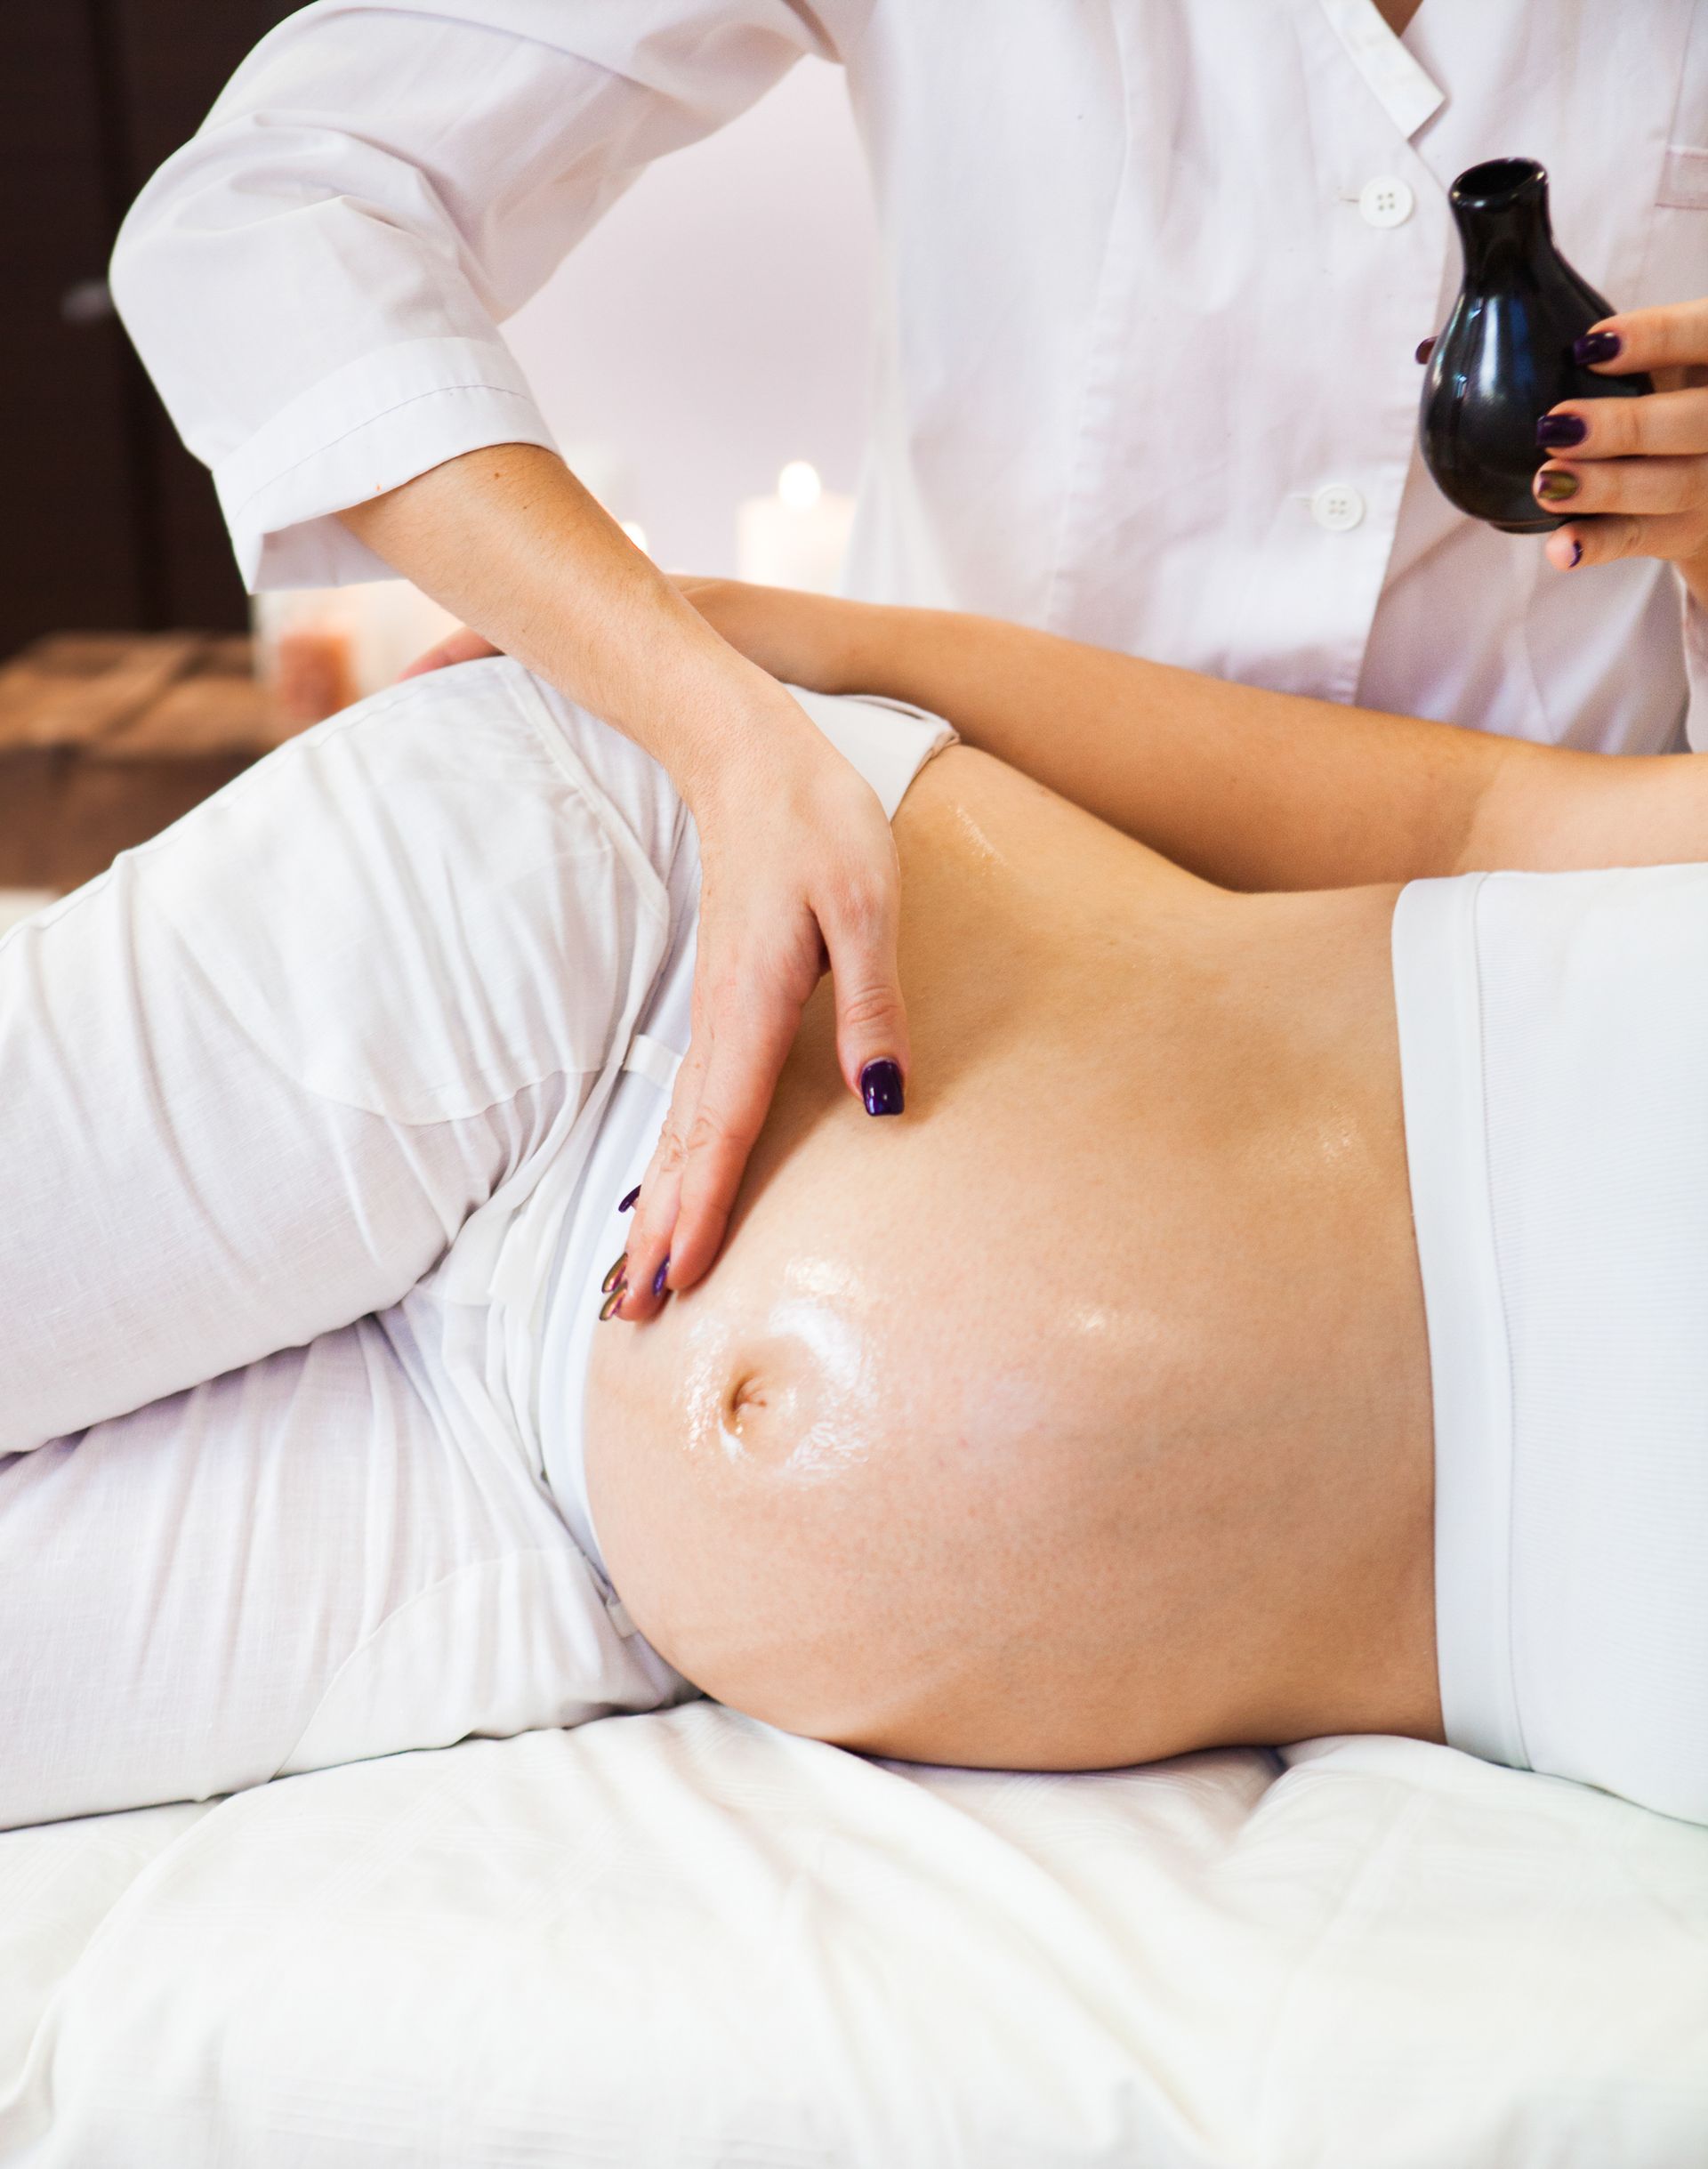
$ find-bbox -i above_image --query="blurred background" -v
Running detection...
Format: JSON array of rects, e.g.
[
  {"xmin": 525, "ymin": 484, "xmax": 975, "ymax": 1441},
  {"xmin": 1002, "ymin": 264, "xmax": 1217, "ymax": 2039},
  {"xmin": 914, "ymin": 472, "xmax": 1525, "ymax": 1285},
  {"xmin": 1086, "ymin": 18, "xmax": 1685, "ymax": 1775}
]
[{"xmin": 1, "ymin": 2, "xmax": 874, "ymax": 907}]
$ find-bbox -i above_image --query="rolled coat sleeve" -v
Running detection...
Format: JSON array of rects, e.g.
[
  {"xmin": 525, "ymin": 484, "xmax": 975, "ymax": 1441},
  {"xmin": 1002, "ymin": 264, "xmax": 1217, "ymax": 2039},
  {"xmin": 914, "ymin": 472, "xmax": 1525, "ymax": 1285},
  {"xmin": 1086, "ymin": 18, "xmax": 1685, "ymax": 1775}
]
[{"xmin": 110, "ymin": 0, "xmax": 849, "ymax": 589}]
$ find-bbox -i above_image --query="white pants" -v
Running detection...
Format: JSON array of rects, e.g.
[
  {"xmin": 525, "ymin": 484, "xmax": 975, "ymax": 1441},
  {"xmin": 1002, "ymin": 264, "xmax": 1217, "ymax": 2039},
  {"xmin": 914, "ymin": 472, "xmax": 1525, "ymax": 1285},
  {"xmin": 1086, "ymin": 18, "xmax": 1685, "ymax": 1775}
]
[
  {"xmin": 0, "ymin": 660, "xmax": 695, "ymax": 1829},
  {"xmin": 1396, "ymin": 867, "xmax": 1708, "ymax": 1827}
]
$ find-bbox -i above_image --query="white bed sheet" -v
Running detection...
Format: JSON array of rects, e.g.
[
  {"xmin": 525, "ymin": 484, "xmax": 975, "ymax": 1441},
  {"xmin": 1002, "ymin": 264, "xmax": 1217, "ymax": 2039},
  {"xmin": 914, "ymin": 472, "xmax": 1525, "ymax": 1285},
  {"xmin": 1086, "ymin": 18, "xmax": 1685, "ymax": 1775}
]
[{"xmin": 0, "ymin": 1709, "xmax": 1704, "ymax": 2166}]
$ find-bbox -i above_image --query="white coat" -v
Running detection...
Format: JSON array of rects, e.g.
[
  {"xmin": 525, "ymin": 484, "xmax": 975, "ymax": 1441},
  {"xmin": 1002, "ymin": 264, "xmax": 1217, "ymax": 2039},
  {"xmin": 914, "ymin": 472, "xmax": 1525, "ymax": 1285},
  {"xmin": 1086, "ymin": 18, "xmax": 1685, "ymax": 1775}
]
[{"xmin": 111, "ymin": 0, "xmax": 1708, "ymax": 751}]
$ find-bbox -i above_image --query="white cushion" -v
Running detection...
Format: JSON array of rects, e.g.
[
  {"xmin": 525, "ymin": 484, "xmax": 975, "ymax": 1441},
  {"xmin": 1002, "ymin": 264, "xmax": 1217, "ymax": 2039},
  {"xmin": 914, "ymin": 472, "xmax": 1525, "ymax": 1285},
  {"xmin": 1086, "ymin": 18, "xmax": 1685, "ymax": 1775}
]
[{"xmin": 0, "ymin": 1711, "xmax": 1703, "ymax": 2164}]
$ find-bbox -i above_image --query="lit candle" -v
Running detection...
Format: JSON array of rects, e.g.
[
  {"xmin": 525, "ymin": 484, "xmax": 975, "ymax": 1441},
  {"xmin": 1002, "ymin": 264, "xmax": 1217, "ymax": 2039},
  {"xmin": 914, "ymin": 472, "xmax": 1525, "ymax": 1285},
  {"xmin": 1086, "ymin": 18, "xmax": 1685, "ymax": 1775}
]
[
  {"xmin": 253, "ymin": 580, "xmax": 462, "ymax": 730},
  {"xmin": 735, "ymin": 462, "xmax": 855, "ymax": 593}
]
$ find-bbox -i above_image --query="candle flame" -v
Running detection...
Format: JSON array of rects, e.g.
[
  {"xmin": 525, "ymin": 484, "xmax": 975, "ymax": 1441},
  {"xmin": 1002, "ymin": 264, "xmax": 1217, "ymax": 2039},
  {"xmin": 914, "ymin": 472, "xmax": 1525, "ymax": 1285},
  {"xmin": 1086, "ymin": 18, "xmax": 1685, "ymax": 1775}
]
[{"xmin": 777, "ymin": 461, "xmax": 822, "ymax": 511}]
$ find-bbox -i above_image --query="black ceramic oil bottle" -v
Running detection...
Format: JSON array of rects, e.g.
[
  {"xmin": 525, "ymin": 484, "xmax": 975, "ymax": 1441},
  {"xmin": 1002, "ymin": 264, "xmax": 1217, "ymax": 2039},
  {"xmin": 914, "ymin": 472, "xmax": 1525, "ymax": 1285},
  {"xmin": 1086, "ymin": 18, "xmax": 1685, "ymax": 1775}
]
[{"xmin": 1419, "ymin": 157, "xmax": 1652, "ymax": 533}]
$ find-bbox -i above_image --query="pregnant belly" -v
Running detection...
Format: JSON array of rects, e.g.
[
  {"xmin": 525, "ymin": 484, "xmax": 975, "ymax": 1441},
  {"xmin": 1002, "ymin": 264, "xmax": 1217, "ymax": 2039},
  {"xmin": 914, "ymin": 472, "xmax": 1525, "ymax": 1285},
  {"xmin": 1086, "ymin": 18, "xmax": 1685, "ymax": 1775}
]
[{"xmin": 584, "ymin": 752, "xmax": 1438, "ymax": 1767}]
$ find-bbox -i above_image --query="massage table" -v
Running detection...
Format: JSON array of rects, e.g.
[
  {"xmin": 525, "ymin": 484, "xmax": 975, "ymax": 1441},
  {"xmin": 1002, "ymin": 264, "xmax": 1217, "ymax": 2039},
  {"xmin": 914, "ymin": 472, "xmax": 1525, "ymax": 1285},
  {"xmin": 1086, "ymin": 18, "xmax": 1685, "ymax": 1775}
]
[{"xmin": 1, "ymin": 1706, "xmax": 1703, "ymax": 2164}]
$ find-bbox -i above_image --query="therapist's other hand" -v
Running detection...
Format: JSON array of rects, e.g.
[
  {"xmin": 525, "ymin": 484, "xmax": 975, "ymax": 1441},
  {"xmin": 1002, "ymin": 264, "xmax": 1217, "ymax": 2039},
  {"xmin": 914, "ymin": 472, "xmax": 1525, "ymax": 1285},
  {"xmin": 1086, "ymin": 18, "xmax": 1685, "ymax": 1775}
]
[
  {"xmin": 1534, "ymin": 302, "xmax": 1708, "ymax": 604},
  {"xmin": 615, "ymin": 710, "xmax": 909, "ymax": 1322}
]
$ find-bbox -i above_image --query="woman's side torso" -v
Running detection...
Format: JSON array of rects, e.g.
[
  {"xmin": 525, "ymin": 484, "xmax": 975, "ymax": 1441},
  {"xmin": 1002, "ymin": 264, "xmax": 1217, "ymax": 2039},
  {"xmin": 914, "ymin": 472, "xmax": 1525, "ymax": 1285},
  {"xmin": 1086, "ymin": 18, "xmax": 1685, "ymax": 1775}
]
[{"xmin": 586, "ymin": 746, "xmax": 1440, "ymax": 1769}]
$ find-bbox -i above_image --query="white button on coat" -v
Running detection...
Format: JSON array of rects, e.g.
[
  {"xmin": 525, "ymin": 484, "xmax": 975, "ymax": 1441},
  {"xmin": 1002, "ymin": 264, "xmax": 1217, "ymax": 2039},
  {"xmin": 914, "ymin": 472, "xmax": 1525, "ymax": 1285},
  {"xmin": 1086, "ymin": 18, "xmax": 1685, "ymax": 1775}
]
[
  {"xmin": 1359, "ymin": 175, "xmax": 1415, "ymax": 228},
  {"xmin": 1311, "ymin": 484, "xmax": 1366, "ymax": 533},
  {"xmin": 109, "ymin": 4, "xmax": 1707, "ymax": 757}
]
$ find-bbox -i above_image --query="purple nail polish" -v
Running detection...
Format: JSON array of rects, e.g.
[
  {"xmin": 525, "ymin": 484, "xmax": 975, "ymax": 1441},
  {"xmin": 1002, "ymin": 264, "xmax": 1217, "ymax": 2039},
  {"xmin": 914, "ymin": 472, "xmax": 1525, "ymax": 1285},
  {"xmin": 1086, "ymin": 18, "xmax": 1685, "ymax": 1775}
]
[
  {"xmin": 860, "ymin": 1059, "xmax": 905, "ymax": 1117},
  {"xmin": 1414, "ymin": 335, "xmax": 1436, "ymax": 365},
  {"xmin": 1574, "ymin": 329, "xmax": 1622, "ymax": 367},
  {"xmin": 652, "ymin": 1257, "xmax": 670, "ymax": 1297},
  {"xmin": 601, "ymin": 1254, "xmax": 627, "ymax": 1294},
  {"xmin": 599, "ymin": 1286, "xmax": 626, "ymax": 1323},
  {"xmin": 1536, "ymin": 412, "xmax": 1587, "ymax": 449},
  {"xmin": 618, "ymin": 1185, "xmax": 640, "ymax": 1214},
  {"xmin": 1568, "ymin": 538, "xmax": 1583, "ymax": 568}
]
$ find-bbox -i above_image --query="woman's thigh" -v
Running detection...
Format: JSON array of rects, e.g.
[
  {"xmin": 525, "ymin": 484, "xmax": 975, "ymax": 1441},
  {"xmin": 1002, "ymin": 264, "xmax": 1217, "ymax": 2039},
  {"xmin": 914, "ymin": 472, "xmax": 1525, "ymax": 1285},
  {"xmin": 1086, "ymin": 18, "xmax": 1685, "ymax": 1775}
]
[
  {"xmin": 0, "ymin": 656, "xmax": 685, "ymax": 1455},
  {"xmin": 0, "ymin": 1311, "xmax": 679, "ymax": 1831}
]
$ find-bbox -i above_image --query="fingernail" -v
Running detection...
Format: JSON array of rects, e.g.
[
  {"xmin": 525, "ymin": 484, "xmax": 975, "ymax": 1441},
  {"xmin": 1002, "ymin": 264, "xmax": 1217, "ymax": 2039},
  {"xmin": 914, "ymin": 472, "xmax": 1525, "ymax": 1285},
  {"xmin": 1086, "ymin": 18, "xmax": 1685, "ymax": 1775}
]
[
  {"xmin": 1414, "ymin": 335, "xmax": 1436, "ymax": 364},
  {"xmin": 860, "ymin": 1058, "xmax": 905, "ymax": 1117},
  {"xmin": 601, "ymin": 1253, "xmax": 627, "ymax": 1294},
  {"xmin": 1567, "ymin": 537, "xmax": 1583, "ymax": 568},
  {"xmin": 599, "ymin": 1286, "xmax": 626, "ymax": 1322},
  {"xmin": 1535, "ymin": 470, "xmax": 1579, "ymax": 503},
  {"xmin": 1536, "ymin": 413, "xmax": 1587, "ymax": 448},
  {"xmin": 618, "ymin": 1185, "xmax": 640, "ymax": 1214},
  {"xmin": 652, "ymin": 1257, "xmax": 671, "ymax": 1298},
  {"xmin": 1574, "ymin": 329, "xmax": 1622, "ymax": 367}
]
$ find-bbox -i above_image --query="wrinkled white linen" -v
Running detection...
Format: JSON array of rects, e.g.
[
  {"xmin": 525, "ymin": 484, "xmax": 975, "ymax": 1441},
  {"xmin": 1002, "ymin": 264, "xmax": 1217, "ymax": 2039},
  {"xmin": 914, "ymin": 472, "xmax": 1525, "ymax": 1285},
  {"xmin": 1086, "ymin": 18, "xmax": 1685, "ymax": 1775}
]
[
  {"xmin": 0, "ymin": 657, "xmax": 693, "ymax": 1826},
  {"xmin": 0, "ymin": 1712, "xmax": 1704, "ymax": 2165},
  {"xmin": 0, "ymin": 657, "xmax": 949, "ymax": 1830},
  {"xmin": 1, "ymin": 657, "xmax": 674, "ymax": 1457},
  {"xmin": 0, "ymin": 1318, "xmax": 685, "ymax": 1830},
  {"xmin": 112, "ymin": 0, "xmax": 1708, "ymax": 752}
]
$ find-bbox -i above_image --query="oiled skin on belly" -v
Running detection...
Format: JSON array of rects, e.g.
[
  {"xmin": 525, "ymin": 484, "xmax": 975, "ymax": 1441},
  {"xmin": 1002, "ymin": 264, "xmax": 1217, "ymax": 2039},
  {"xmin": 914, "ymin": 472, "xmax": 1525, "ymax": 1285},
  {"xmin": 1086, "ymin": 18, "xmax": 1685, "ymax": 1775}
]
[{"xmin": 587, "ymin": 746, "xmax": 1441, "ymax": 1770}]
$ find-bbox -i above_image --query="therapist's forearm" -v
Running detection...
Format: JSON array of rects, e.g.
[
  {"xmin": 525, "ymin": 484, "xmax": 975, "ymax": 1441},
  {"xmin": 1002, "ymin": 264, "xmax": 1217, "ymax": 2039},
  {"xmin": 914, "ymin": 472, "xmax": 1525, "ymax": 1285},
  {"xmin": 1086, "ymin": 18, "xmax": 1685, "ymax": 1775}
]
[{"xmin": 337, "ymin": 445, "xmax": 805, "ymax": 796}]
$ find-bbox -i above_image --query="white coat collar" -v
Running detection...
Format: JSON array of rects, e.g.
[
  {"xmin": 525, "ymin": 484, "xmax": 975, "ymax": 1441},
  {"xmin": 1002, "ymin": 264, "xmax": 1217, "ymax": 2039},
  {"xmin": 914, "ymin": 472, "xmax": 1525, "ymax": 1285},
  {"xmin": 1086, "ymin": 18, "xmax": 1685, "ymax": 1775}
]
[{"xmin": 1316, "ymin": 0, "xmax": 1446, "ymax": 139}]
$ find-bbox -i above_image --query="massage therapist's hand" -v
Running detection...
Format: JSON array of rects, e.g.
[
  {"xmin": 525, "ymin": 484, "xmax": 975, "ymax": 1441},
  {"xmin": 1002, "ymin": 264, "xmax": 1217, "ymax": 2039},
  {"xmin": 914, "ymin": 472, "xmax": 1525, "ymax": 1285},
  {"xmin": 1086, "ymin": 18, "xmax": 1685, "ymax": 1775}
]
[
  {"xmin": 617, "ymin": 720, "xmax": 908, "ymax": 1321},
  {"xmin": 1533, "ymin": 302, "xmax": 1708, "ymax": 605},
  {"xmin": 341, "ymin": 444, "xmax": 912, "ymax": 1320}
]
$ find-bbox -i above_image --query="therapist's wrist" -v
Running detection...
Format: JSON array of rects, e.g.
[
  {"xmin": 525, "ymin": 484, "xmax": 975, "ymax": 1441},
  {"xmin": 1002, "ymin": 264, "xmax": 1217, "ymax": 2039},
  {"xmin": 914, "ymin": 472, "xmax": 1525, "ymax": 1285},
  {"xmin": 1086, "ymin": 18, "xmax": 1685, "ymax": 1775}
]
[{"xmin": 652, "ymin": 643, "xmax": 831, "ymax": 815}]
